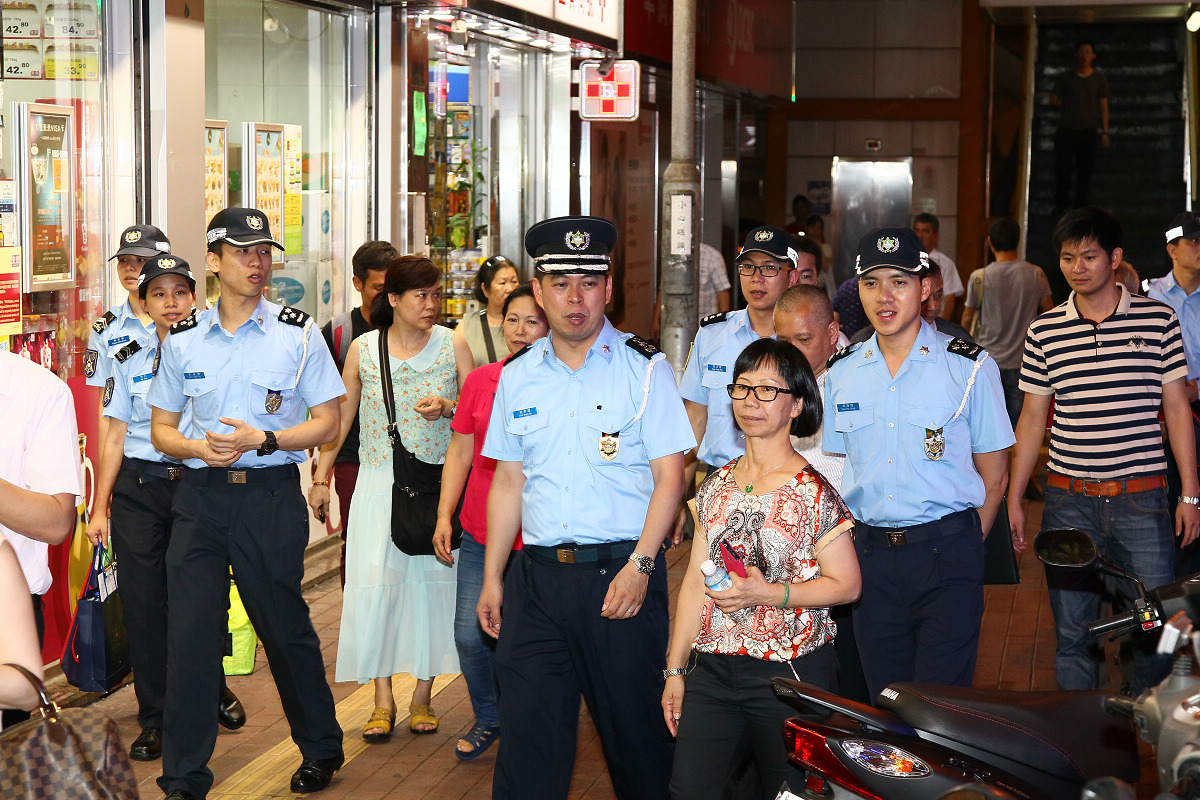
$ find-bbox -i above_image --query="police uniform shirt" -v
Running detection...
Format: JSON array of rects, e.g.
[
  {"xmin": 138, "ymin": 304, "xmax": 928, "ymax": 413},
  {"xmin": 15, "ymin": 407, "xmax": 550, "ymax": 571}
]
[
  {"xmin": 1148, "ymin": 272, "xmax": 1200, "ymax": 380},
  {"xmin": 822, "ymin": 320, "xmax": 1015, "ymax": 528},
  {"xmin": 677, "ymin": 308, "xmax": 760, "ymax": 467},
  {"xmin": 85, "ymin": 299, "xmax": 155, "ymax": 388},
  {"xmin": 481, "ymin": 319, "xmax": 696, "ymax": 547},
  {"xmin": 103, "ymin": 334, "xmax": 183, "ymax": 463},
  {"xmin": 147, "ymin": 297, "xmax": 346, "ymax": 469}
]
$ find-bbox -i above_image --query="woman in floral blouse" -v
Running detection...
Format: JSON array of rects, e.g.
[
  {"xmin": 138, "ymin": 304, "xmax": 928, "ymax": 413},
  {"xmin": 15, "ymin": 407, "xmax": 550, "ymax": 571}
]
[{"xmin": 662, "ymin": 338, "xmax": 861, "ymax": 798}]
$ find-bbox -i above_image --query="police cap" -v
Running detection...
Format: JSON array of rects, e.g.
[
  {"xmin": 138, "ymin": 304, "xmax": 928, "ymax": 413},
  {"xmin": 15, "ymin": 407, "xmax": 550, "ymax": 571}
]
[
  {"xmin": 207, "ymin": 207, "xmax": 284, "ymax": 250},
  {"xmin": 1165, "ymin": 212, "xmax": 1200, "ymax": 244},
  {"xmin": 111, "ymin": 225, "xmax": 171, "ymax": 260},
  {"xmin": 736, "ymin": 226, "xmax": 797, "ymax": 269},
  {"xmin": 855, "ymin": 227, "xmax": 929, "ymax": 276},
  {"xmin": 138, "ymin": 254, "xmax": 197, "ymax": 298},
  {"xmin": 524, "ymin": 215, "xmax": 617, "ymax": 274}
]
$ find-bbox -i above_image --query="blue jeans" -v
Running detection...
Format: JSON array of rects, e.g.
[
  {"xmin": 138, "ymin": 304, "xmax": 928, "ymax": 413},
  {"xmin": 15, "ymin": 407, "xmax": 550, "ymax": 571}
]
[
  {"xmin": 454, "ymin": 534, "xmax": 501, "ymax": 728},
  {"xmin": 1041, "ymin": 481, "xmax": 1175, "ymax": 693},
  {"xmin": 999, "ymin": 368, "xmax": 1023, "ymax": 431}
]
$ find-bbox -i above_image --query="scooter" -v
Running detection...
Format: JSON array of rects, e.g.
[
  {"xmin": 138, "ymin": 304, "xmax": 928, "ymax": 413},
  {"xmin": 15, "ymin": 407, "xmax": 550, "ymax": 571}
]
[{"xmin": 769, "ymin": 527, "xmax": 1152, "ymax": 799}]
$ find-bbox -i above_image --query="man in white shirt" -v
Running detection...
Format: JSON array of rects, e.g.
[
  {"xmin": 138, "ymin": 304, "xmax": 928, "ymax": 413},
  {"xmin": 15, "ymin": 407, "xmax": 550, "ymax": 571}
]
[
  {"xmin": 0, "ymin": 349, "xmax": 82, "ymax": 725},
  {"xmin": 914, "ymin": 213, "xmax": 964, "ymax": 318}
]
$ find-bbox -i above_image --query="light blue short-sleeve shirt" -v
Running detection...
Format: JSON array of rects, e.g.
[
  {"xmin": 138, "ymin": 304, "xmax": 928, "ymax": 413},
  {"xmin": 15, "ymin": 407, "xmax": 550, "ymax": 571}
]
[
  {"xmin": 84, "ymin": 299, "xmax": 155, "ymax": 389},
  {"xmin": 677, "ymin": 308, "xmax": 761, "ymax": 468},
  {"xmin": 103, "ymin": 334, "xmax": 183, "ymax": 463},
  {"xmin": 482, "ymin": 319, "xmax": 696, "ymax": 546},
  {"xmin": 1148, "ymin": 272, "xmax": 1200, "ymax": 380},
  {"xmin": 822, "ymin": 320, "xmax": 1015, "ymax": 527},
  {"xmin": 148, "ymin": 297, "xmax": 346, "ymax": 469}
]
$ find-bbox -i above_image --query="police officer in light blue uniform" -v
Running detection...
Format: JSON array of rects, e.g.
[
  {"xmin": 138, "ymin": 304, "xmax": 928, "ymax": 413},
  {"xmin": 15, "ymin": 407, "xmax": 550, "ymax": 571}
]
[
  {"xmin": 679, "ymin": 226, "xmax": 801, "ymax": 475},
  {"xmin": 84, "ymin": 255, "xmax": 245, "ymax": 764},
  {"xmin": 148, "ymin": 208, "xmax": 345, "ymax": 800},
  {"xmin": 477, "ymin": 216, "xmax": 695, "ymax": 800},
  {"xmin": 85, "ymin": 225, "xmax": 171, "ymax": 409},
  {"xmin": 822, "ymin": 227, "xmax": 1014, "ymax": 700}
]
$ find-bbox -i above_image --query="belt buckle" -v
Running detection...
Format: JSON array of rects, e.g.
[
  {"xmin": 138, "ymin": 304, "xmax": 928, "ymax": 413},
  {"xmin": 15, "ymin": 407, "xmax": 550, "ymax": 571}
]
[
  {"xmin": 888, "ymin": 530, "xmax": 907, "ymax": 546},
  {"xmin": 227, "ymin": 470, "xmax": 247, "ymax": 485},
  {"xmin": 556, "ymin": 548, "xmax": 576, "ymax": 564},
  {"xmin": 167, "ymin": 466, "xmax": 183, "ymax": 481}
]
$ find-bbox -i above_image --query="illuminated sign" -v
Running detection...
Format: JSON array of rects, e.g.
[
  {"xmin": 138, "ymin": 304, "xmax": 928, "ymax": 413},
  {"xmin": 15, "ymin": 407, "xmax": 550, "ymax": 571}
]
[{"xmin": 579, "ymin": 60, "xmax": 640, "ymax": 121}]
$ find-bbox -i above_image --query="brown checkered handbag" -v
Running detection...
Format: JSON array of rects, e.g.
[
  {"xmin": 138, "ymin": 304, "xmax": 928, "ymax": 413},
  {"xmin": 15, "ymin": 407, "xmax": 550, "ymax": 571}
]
[{"xmin": 0, "ymin": 663, "xmax": 137, "ymax": 800}]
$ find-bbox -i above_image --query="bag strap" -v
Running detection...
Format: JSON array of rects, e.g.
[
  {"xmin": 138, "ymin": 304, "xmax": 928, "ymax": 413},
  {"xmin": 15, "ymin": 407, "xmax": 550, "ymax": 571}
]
[
  {"xmin": 479, "ymin": 310, "xmax": 497, "ymax": 364},
  {"xmin": 378, "ymin": 328, "xmax": 399, "ymax": 450},
  {"xmin": 2, "ymin": 663, "xmax": 59, "ymax": 721}
]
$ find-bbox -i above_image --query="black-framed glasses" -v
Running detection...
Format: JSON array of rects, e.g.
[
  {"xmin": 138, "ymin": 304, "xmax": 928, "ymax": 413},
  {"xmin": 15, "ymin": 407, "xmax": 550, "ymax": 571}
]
[
  {"xmin": 736, "ymin": 262, "xmax": 792, "ymax": 278},
  {"xmin": 726, "ymin": 383, "xmax": 794, "ymax": 402}
]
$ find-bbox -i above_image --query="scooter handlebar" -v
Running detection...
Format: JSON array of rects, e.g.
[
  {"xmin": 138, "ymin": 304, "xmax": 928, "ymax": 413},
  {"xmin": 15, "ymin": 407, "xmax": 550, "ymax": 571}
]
[{"xmin": 1088, "ymin": 611, "xmax": 1140, "ymax": 639}]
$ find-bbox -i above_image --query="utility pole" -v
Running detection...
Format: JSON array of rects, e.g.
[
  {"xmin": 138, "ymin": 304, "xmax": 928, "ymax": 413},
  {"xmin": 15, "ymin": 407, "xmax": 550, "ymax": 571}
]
[{"xmin": 658, "ymin": 0, "xmax": 700, "ymax": 379}]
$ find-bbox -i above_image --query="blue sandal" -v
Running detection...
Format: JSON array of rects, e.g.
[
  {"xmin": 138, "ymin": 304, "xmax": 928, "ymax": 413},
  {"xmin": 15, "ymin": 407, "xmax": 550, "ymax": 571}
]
[{"xmin": 455, "ymin": 723, "xmax": 500, "ymax": 761}]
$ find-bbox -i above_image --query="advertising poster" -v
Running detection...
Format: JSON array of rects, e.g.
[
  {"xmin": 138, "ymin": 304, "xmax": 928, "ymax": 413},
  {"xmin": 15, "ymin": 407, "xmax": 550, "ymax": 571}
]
[
  {"xmin": 21, "ymin": 103, "xmax": 75, "ymax": 291},
  {"xmin": 283, "ymin": 125, "xmax": 303, "ymax": 255},
  {"xmin": 244, "ymin": 122, "xmax": 284, "ymax": 261},
  {"xmin": 204, "ymin": 121, "xmax": 228, "ymax": 226},
  {"xmin": 0, "ymin": 246, "xmax": 22, "ymax": 337},
  {"xmin": 0, "ymin": 183, "xmax": 17, "ymax": 247}
]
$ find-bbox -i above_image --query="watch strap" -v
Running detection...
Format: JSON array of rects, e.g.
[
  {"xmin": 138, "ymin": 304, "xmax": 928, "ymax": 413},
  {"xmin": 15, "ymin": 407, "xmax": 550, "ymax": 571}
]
[
  {"xmin": 1181, "ymin": 495, "xmax": 1200, "ymax": 506},
  {"xmin": 629, "ymin": 553, "xmax": 654, "ymax": 574},
  {"xmin": 663, "ymin": 667, "xmax": 688, "ymax": 679}
]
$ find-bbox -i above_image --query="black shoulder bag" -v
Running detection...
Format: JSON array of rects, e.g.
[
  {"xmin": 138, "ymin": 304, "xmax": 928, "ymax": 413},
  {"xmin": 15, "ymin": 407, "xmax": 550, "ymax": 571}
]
[{"xmin": 378, "ymin": 328, "xmax": 464, "ymax": 556}]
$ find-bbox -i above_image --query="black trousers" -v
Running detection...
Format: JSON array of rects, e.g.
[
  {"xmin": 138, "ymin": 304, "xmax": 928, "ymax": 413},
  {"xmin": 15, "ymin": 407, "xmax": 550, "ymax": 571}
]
[
  {"xmin": 669, "ymin": 649, "xmax": 836, "ymax": 800},
  {"xmin": 493, "ymin": 549, "xmax": 673, "ymax": 800},
  {"xmin": 852, "ymin": 511, "xmax": 985, "ymax": 701},
  {"xmin": 158, "ymin": 466, "xmax": 342, "ymax": 798},
  {"xmin": 1054, "ymin": 126, "xmax": 1100, "ymax": 209},
  {"xmin": 109, "ymin": 463, "xmax": 175, "ymax": 729}
]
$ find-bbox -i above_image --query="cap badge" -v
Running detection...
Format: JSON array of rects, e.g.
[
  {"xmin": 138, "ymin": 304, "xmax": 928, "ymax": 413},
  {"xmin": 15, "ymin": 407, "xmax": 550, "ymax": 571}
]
[
  {"xmin": 924, "ymin": 427, "xmax": 945, "ymax": 461},
  {"xmin": 124, "ymin": 230, "xmax": 142, "ymax": 243},
  {"xmin": 247, "ymin": 215, "xmax": 264, "ymax": 231},
  {"xmin": 754, "ymin": 229, "xmax": 773, "ymax": 242},
  {"xmin": 565, "ymin": 230, "xmax": 590, "ymax": 251},
  {"xmin": 159, "ymin": 257, "xmax": 177, "ymax": 269},
  {"xmin": 598, "ymin": 430, "xmax": 620, "ymax": 461},
  {"xmin": 877, "ymin": 236, "xmax": 899, "ymax": 253}
]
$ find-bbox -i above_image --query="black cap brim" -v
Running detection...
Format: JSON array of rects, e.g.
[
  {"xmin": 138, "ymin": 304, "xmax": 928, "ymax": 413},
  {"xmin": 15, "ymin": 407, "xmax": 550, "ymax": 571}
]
[
  {"xmin": 219, "ymin": 235, "xmax": 285, "ymax": 250},
  {"xmin": 110, "ymin": 246, "xmax": 166, "ymax": 260}
]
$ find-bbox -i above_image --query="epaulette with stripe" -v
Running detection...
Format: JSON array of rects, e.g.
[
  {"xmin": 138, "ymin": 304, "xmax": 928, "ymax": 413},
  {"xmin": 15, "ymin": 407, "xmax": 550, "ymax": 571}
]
[
  {"xmin": 91, "ymin": 311, "xmax": 116, "ymax": 334},
  {"xmin": 114, "ymin": 341, "xmax": 142, "ymax": 363}
]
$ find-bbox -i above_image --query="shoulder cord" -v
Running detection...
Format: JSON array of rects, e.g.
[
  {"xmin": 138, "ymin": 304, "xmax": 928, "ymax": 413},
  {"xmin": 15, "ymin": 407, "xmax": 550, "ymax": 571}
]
[
  {"xmin": 292, "ymin": 318, "xmax": 312, "ymax": 391},
  {"xmin": 950, "ymin": 351, "xmax": 989, "ymax": 422},
  {"xmin": 630, "ymin": 352, "xmax": 666, "ymax": 424}
]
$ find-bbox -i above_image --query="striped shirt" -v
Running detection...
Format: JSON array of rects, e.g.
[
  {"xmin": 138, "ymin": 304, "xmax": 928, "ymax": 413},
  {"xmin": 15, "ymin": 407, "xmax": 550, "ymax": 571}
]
[{"xmin": 1019, "ymin": 286, "xmax": 1188, "ymax": 479}]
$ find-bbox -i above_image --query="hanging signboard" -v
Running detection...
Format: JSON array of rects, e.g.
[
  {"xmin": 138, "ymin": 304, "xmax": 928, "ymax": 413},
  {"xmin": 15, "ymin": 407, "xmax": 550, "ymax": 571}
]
[
  {"xmin": 486, "ymin": 0, "xmax": 620, "ymax": 41},
  {"xmin": 16, "ymin": 102, "xmax": 75, "ymax": 292},
  {"xmin": 579, "ymin": 60, "xmax": 640, "ymax": 121}
]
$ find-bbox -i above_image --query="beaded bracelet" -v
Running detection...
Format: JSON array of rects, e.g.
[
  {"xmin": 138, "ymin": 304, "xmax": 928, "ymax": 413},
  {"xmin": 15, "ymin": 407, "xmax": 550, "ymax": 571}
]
[
  {"xmin": 312, "ymin": 479, "xmax": 329, "ymax": 486},
  {"xmin": 778, "ymin": 582, "xmax": 790, "ymax": 609}
]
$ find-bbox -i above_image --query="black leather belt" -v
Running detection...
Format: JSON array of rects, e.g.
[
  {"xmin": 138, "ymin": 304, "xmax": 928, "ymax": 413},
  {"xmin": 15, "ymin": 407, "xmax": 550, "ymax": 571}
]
[
  {"xmin": 183, "ymin": 463, "xmax": 299, "ymax": 486},
  {"xmin": 123, "ymin": 457, "xmax": 183, "ymax": 482},
  {"xmin": 524, "ymin": 540, "xmax": 639, "ymax": 565},
  {"xmin": 857, "ymin": 507, "xmax": 979, "ymax": 547}
]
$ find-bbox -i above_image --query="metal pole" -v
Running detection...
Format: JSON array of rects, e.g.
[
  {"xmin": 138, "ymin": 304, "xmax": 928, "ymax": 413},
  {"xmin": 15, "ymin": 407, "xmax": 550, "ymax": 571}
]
[{"xmin": 659, "ymin": 0, "xmax": 700, "ymax": 379}]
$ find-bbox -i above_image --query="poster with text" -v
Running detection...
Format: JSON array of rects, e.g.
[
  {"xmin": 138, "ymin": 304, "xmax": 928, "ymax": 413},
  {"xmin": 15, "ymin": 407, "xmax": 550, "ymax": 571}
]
[
  {"xmin": 23, "ymin": 104, "xmax": 75, "ymax": 290},
  {"xmin": 0, "ymin": 246, "xmax": 21, "ymax": 337},
  {"xmin": 204, "ymin": 121, "xmax": 228, "ymax": 226},
  {"xmin": 253, "ymin": 126, "xmax": 283, "ymax": 254}
]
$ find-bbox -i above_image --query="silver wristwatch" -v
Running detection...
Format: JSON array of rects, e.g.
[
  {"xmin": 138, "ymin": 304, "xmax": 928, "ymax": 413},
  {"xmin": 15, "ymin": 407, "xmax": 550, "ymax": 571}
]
[
  {"xmin": 1180, "ymin": 495, "xmax": 1200, "ymax": 507},
  {"xmin": 663, "ymin": 668, "xmax": 688, "ymax": 679},
  {"xmin": 629, "ymin": 553, "xmax": 655, "ymax": 574}
]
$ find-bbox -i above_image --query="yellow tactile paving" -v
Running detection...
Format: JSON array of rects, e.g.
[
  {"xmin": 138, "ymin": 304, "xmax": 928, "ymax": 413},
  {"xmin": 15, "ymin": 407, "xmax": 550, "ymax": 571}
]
[{"xmin": 209, "ymin": 674, "xmax": 457, "ymax": 799}]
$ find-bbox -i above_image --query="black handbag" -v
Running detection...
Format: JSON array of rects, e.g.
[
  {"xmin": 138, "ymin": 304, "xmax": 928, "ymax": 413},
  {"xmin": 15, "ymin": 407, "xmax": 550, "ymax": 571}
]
[{"xmin": 378, "ymin": 328, "xmax": 464, "ymax": 556}]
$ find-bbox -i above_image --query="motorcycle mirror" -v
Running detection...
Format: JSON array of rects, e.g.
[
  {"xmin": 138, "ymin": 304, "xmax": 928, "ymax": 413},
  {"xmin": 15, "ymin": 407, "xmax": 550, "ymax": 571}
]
[{"xmin": 1034, "ymin": 528, "xmax": 1098, "ymax": 569}]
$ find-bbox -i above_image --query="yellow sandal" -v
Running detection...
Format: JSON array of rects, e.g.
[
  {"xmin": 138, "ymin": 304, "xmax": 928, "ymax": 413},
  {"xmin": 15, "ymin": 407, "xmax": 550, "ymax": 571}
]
[
  {"xmin": 362, "ymin": 707, "xmax": 396, "ymax": 743},
  {"xmin": 409, "ymin": 702, "xmax": 439, "ymax": 735}
]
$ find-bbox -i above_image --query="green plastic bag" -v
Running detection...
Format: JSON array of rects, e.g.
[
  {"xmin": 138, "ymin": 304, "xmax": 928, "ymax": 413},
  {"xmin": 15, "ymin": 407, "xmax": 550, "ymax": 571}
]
[{"xmin": 223, "ymin": 582, "xmax": 258, "ymax": 676}]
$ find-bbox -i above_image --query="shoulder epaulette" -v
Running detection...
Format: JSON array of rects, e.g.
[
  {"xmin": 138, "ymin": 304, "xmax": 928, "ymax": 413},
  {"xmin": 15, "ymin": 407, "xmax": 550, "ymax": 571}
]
[
  {"xmin": 825, "ymin": 343, "xmax": 860, "ymax": 370},
  {"xmin": 91, "ymin": 310, "xmax": 116, "ymax": 335},
  {"xmin": 700, "ymin": 311, "xmax": 728, "ymax": 327},
  {"xmin": 947, "ymin": 338, "xmax": 983, "ymax": 361},
  {"xmin": 504, "ymin": 344, "xmax": 532, "ymax": 365},
  {"xmin": 114, "ymin": 340, "xmax": 142, "ymax": 363},
  {"xmin": 625, "ymin": 334, "xmax": 659, "ymax": 359},
  {"xmin": 278, "ymin": 306, "xmax": 312, "ymax": 327},
  {"xmin": 170, "ymin": 309, "xmax": 198, "ymax": 335}
]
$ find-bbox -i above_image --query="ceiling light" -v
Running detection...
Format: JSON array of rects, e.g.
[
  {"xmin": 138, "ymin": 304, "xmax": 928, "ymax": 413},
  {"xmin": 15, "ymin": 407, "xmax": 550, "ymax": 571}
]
[
  {"xmin": 1189, "ymin": 10, "xmax": 1200, "ymax": 32},
  {"xmin": 506, "ymin": 31, "xmax": 532, "ymax": 42},
  {"xmin": 549, "ymin": 41, "xmax": 572, "ymax": 52},
  {"xmin": 530, "ymin": 38, "xmax": 552, "ymax": 48},
  {"xmin": 430, "ymin": 10, "xmax": 455, "ymax": 20}
]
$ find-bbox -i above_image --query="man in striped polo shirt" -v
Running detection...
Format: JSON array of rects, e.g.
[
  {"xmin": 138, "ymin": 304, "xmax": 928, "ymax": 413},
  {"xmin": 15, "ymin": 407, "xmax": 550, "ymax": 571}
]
[{"xmin": 1008, "ymin": 206, "xmax": 1200, "ymax": 693}]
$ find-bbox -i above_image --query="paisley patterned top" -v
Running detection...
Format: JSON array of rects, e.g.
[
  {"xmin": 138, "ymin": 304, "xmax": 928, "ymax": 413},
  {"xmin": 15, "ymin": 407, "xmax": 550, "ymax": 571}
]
[
  {"xmin": 356, "ymin": 326, "xmax": 457, "ymax": 467},
  {"xmin": 693, "ymin": 461, "xmax": 854, "ymax": 662}
]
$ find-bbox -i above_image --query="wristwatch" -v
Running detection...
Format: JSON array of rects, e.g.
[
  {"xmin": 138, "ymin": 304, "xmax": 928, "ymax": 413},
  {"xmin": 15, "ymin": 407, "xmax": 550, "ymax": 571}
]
[
  {"xmin": 1180, "ymin": 495, "xmax": 1200, "ymax": 507},
  {"xmin": 663, "ymin": 667, "xmax": 688, "ymax": 679},
  {"xmin": 257, "ymin": 430, "xmax": 279, "ymax": 457},
  {"xmin": 629, "ymin": 553, "xmax": 655, "ymax": 575}
]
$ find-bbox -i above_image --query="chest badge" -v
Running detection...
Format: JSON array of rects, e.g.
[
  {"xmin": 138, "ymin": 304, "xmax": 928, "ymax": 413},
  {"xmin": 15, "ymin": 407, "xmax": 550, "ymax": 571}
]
[
  {"xmin": 265, "ymin": 389, "xmax": 282, "ymax": 414},
  {"xmin": 924, "ymin": 427, "xmax": 945, "ymax": 461},
  {"xmin": 598, "ymin": 431, "xmax": 620, "ymax": 461}
]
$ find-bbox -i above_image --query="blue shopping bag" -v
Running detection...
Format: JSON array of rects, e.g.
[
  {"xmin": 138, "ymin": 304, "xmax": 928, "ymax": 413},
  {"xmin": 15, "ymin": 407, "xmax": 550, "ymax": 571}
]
[{"xmin": 60, "ymin": 543, "xmax": 131, "ymax": 693}]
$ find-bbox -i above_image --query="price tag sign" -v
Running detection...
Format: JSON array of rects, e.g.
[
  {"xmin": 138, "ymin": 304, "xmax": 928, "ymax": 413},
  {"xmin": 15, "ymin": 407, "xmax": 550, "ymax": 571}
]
[
  {"xmin": 3, "ymin": 45, "xmax": 43, "ymax": 80},
  {"xmin": 44, "ymin": 49, "xmax": 97, "ymax": 81},
  {"xmin": 3, "ymin": 8, "xmax": 42, "ymax": 40},
  {"xmin": 44, "ymin": 5, "xmax": 99, "ymax": 39}
]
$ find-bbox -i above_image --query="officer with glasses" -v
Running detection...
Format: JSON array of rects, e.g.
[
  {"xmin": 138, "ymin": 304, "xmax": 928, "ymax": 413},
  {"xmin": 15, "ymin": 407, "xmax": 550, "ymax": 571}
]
[{"xmin": 680, "ymin": 226, "xmax": 803, "ymax": 493}]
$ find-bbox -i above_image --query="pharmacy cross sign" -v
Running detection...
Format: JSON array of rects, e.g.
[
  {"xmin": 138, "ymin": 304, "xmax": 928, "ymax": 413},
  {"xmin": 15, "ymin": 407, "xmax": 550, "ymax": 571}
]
[{"xmin": 579, "ymin": 60, "xmax": 641, "ymax": 121}]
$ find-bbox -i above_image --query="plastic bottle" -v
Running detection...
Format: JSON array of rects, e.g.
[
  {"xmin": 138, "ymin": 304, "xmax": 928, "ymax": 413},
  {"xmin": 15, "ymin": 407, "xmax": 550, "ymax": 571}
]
[{"xmin": 701, "ymin": 559, "xmax": 733, "ymax": 592}]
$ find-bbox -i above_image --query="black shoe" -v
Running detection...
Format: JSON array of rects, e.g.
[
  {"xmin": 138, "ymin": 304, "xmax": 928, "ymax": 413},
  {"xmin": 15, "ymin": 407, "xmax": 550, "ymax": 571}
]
[
  {"xmin": 218, "ymin": 686, "xmax": 247, "ymax": 730},
  {"xmin": 163, "ymin": 792, "xmax": 202, "ymax": 800},
  {"xmin": 130, "ymin": 727, "xmax": 162, "ymax": 761},
  {"xmin": 289, "ymin": 753, "xmax": 345, "ymax": 794}
]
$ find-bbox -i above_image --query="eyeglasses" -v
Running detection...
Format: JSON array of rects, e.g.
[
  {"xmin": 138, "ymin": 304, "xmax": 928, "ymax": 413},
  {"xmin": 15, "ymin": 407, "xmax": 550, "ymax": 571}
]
[
  {"xmin": 736, "ymin": 262, "xmax": 793, "ymax": 278},
  {"xmin": 726, "ymin": 383, "xmax": 794, "ymax": 402}
]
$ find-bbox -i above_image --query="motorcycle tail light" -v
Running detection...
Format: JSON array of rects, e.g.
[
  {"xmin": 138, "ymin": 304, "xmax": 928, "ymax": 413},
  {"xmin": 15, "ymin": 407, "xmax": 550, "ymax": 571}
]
[
  {"xmin": 841, "ymin": 739, "xmax": 931, "ymax": 778},
  {"xmin": 782, "ymin": 720, "xmax": 882, "ymax": 800}
]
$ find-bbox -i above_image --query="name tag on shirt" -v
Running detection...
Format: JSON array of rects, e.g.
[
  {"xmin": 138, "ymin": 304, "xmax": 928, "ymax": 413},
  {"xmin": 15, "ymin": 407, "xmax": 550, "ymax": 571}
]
[
  {"xmin": 133, "ymin": 373, "xmax": 153, "ymax": 383},
  {"xmin": 513, "ymin": 407, "xmax": 537, "ymax": 419},
  {"xmin": 836, "ymin": 403, "xmax": 860, "ymax": 412},
  {"xmin": 184, "ymin": 371, "xmax": 205, "ymax": 380},
  {"xmin": 108, "ymin": 335, "xmax": 129, "ymax": 346},
  {"xmin": 706, "ymin": 364, "xmax": 727, "ymax": 372}
]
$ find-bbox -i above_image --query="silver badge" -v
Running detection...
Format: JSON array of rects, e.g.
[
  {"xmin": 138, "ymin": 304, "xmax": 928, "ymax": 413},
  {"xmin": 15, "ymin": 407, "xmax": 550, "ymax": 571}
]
[
  {"xmin": 599, "ymin": 431, "xmax": 619, "ymax": 461},
  {"xmin": 565, "ymin": 230, "xmax": 590, "ymax": 251},
  {"xmin": 247, "ymin": 215, "xmax": 264, "ymax": 231},
  {"xmin": 924, "ymin": 427, "xmax": 945, "ymax": 461},
  {"xmin": 877, "ymin": 236, "xmax": 899, "ymax": 253},
  {"xmin": 124, "ymin": 229, "xmax": 142, "ymax": 243},
  {"xmin": 754, "ymin": 229, "xmax": 773, "ymax": 242},
  {"xmin": 265, "ymin": 389, "xmax": 282, "ymax": 414}
]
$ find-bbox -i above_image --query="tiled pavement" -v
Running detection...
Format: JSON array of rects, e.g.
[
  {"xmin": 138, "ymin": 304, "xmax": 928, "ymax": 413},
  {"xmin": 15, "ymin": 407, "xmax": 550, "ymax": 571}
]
[{"xmin": 66, "ymin": 480, "xmax": 1156, "ymax": 798}]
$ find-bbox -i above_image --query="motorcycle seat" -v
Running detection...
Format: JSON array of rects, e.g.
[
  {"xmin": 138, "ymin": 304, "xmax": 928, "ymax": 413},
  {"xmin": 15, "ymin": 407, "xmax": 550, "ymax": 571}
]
[{"xmin": 878, "ymin": 683, "xmax": 1138, "ymax": 784}]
